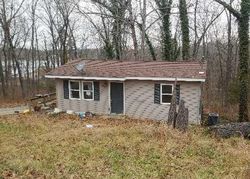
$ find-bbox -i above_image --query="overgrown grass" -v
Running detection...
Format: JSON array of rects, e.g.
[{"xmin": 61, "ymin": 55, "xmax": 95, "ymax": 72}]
[{"xmin": 0, "ymin": 114, "xmax": 250, "ymax": 178}]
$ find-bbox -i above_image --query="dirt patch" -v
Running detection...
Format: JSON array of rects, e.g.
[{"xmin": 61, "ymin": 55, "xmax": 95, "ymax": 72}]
[{"xmin": 0, "ymin": 106, "xmax": 29, "ymax": 116}]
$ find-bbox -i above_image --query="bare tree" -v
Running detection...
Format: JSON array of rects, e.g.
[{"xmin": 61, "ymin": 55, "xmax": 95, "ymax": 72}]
[
  {"xmin": 30, "ymin": 0, "xmax": 39, "ymax": 86},
  {"xmin": 214, "ymin": 0, "xmax": 249, "ymax": 122},
  {"xmin": 91, "ymin": 0, "xmax": 129, "ymax": 60},
  {"xmin": 127, "ymin": 0, "xmax": 138, "ymax": 59},
  {"xmin": 191, "ymin": 1, "xmax": 224, "ymax": 58},
  {"xmin": 0, "ymin": 0, "xmax": 26, "ymax": 97}
]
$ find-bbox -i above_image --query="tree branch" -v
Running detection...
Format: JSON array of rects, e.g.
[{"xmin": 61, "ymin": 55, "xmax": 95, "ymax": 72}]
[{"xmin": 214, "ymin": 0, "xmax": 241, "ymax": 19}]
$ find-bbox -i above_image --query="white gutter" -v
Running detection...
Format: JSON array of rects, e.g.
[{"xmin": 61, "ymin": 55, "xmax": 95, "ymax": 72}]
[
  {"xmin": 126, "ymin": 77, "xmax": 205, "ymax": 82},
  {"xmin": 45, "ymin": 75, "xmax": 125, "ymax": 81},
  {"xmin": 45, "ymin": 75, "xmax": 205, "ymax": 82}
]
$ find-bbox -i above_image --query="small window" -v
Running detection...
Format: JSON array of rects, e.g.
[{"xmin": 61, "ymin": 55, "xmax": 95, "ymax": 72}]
[
  {"xmin": 82, "ymin": 81, "xmax": 94, "ymax": 100},
  {"xmin": 161, "ymin": 84, "xmax": 173, "ymax": 104},
  {"xmin": 69, "ymin": 81, "xmax": 80, "ymax": 99}
]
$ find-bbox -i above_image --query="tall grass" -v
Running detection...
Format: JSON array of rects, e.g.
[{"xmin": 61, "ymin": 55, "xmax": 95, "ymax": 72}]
[
  {"xmin": 0, "ymin": 114, "xmax": 250, "ymax": 178},
  {"xmin": 204, "ymin": 102, "xmax": 239, "ymax": 121}
]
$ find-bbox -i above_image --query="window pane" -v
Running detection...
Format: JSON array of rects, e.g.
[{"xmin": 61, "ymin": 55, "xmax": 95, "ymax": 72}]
[
  {"xmin": 83, "ymin": 82, "xmax": 93, "ymax": 90},
  {"xmin": 71, "ymin": 91, "xmax": 80, "ymax": 98},
  {"xmin": 162, "ymin": 85, "xmax": 172, "ymax": 93},
  {"xmin": 84, "ymin": 91, "xmax": 93, "ymax": 99},
  {"xmin": 162, "ymin": 95, "xmax": 172, "ymax": 103},
  {"xmin": 70, "ymin": 81, "xmax": 79, "ymax": 90}
]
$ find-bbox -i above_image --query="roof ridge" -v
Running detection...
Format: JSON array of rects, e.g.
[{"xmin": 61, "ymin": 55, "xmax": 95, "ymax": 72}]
[
  {"xmin": 68, "ymin": 59, "xmax": 204, "ymax": 64},
  {"xmin": 46, "ymin": 59, "xmax": 207, "ymax": 80}
]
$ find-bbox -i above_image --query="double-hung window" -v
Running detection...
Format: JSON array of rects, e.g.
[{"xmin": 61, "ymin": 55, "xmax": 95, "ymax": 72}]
[
  {"xmin": 82, "ymin": 81, "xmax": 94, "ymax": 100},
  {"xmin": 161, "ymin": 84, "xmax": 173, "ymax": 104},
  {"xmin": 69, "ymin": 81, "xmax": 80, "ymax": 99}
]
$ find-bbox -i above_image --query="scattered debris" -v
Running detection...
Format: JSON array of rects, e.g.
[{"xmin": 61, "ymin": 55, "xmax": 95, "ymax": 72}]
[
  {"xmin": 47, "ymin": 110, "xmax": 94, "ymax": 120},
  {"xmin": 85, "ymin": 111, "xmax": 93, "ymax": 117},
  {"xmin": 75, "ymin": 111, "xmax": 94, "ymax": 120},
  {"xmin": 41, "ymin": 106, "xmax": 50, "ymax": 111},
  {"xmin": 54, "ymin": 108, "xmax": 62, "ymax": 113},
  {"xmin": 28, "ymin": 92, "xmax": 56, "ymax": 112},
  {"xmin": 86, "ymin": 124, "xmax": 93, "ymax": 128},
  {"xmin": 210, "ymin": 122, "xmax": 250, "ymax": 139},
  {"xmin": 207, "ymin": 113, "xmax": 219, "ymax": 126},
  {"xmin": 66, "ymin": 110, "xmax": 74, "ymax": 115},
  {"xmin": 34, "ymin": 106, "xmax": 41, "ymax": 112},
  {"xmin": 22, "ymin": 109, "xmax": 30, "ymax": 114},
  {"xmin": 78, "ymin": 112, "xmax": 85, "ymax": 120}
]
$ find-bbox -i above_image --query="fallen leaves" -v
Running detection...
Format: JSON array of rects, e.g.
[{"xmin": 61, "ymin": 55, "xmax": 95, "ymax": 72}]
[{"xmin": 0, "ymin": 113, "xmax": 250, "ymax": 178}]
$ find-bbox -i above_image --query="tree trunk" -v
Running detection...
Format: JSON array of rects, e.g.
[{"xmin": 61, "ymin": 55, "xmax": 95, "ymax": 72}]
[
  {"xmin": 128, "ymin": 0, "xmax": 138, "ymax": 60},
  {"xmin": 141, "ymin": 0, "xmax": 147, "ymax": 60},
  {"xmin": 155, "ymin": 0, "xmax": 173, "ymax": 61},
  {"xmin": 192, "ymin": 0, "xmax": 199, "ymax": 57},
  {"xmin": 175, "ymin": 100, "xmax": 189, "ymax": 132},
  {"xmin": 215, "ymin": 0, "xmax": 249, "ymax": 122},
  {"xmin": 179, "ymin": 0, "xmax": 190, "ymax": 60},
  {"xmin": 0, "ymin": 57, "xmax": 6, "ymax": 96},
  {"xmin": 137, "ymin": 23, "xmax": 157, "ymax": 61},
  {"xmin": 224, "ymin": 1, "xmax": 233, "ymax": 106},
  {"xmin": 238, "ymin": 0, "xmax": 249, "ymax": 122}
]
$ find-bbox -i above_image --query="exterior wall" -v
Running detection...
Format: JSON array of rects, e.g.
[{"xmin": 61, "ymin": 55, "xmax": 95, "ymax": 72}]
[
  {"xmin": 125, "ymin": 81, "xmax": 202, "ymax": 123},
  {"xmin": 179, "ymin": 82, "xmax": 202, "ymax": 124},
  {"xmin": 56, "ymin": 80, "xmax": 109, "ymax": 114},
  {"xmin": 56, "ymin": 79, "xmax": 202, "ymax": 124}
]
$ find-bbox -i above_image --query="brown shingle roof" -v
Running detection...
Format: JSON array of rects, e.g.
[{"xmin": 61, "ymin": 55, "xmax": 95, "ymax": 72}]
[{"xmin": 46, "ymin": 59, "xmax": 206, "ymax": 81}]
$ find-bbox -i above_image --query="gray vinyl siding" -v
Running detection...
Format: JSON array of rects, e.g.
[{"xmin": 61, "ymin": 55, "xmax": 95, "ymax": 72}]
[
  {"xmin": 55, "ymin": 79, "xmax": 202, "ymax": 124},
  {"xmin": 125, "ymin": 81, "xmax": 201, "ymax": 123},
  {"xmin": 56, "ymin": 80, "xmax": 109, "ymax": 114},
  {"xmin": 179, "ymin": 82, "xmax": 202, "ymax": 124}
]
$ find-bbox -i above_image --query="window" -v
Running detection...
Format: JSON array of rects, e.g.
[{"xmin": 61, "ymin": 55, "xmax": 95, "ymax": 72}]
[
  {"xmin": 82, "ymin": 81, "xmax": 94, "ymax": 100},
  {"xmin": 69, "ymin": 81, "xmax": 80, "ymax": 99},
  {"xmin": 161, "ymin": 84, "xmax": 173, "ymax": 104}
]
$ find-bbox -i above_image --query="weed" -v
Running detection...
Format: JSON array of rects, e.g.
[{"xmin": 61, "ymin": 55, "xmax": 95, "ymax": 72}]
[{"xmin": 0, "ymin": 114, "xmax": 249, "ymax": 178}]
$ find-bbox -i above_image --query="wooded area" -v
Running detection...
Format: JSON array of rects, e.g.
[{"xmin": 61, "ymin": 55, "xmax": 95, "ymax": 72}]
[{"xmin": 0, "ymin": 0, "xmax": 249, "ymax": 121}]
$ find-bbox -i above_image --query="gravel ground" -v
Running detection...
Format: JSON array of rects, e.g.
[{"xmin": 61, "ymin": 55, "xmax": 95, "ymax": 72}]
[{"xmin": 0, "ymin": 106, "xmax": 29, "ymax": 115}]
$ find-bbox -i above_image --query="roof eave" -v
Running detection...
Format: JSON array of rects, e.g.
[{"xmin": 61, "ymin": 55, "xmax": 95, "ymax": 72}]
[{"xmin": 45, "ymin": 75, "xmax": 206, "ymax": 82}]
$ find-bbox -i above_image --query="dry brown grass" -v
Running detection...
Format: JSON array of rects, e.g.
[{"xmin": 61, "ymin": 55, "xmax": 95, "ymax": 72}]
[
  {"xmin": 0, "ymin": 99, "xmax": 26, "ymax": 108},
  {"xmin": 204, "ymin": 102, "xmax": 240, "ymax": 122},
  {"xmin": 0, "ymin": 113, "xmax": 250, "ymax": 178}
]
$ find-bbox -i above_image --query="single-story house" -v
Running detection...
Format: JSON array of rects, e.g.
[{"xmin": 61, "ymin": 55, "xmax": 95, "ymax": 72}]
[{"xmin": 45, "ymin": 59, "xmax": 206, "ymax": 124}]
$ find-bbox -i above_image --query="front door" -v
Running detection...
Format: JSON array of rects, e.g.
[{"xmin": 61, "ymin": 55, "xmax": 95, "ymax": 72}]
[{"xmin": 110, "ymin": 82, "xmax": 124, "ymax": 114}]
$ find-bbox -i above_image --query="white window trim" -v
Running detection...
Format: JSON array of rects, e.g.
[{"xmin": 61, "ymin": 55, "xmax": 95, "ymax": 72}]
[
  {"xmin": 82, "ymin": 81, "xmax": 94, "ymax": 101},
  {"xmin": 160, "ymin": 83, "xmax": 174, "ymax": 104},
  {"xmin": 69, "ymin": 80, "xmax": 81, "ymax": 100}
]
